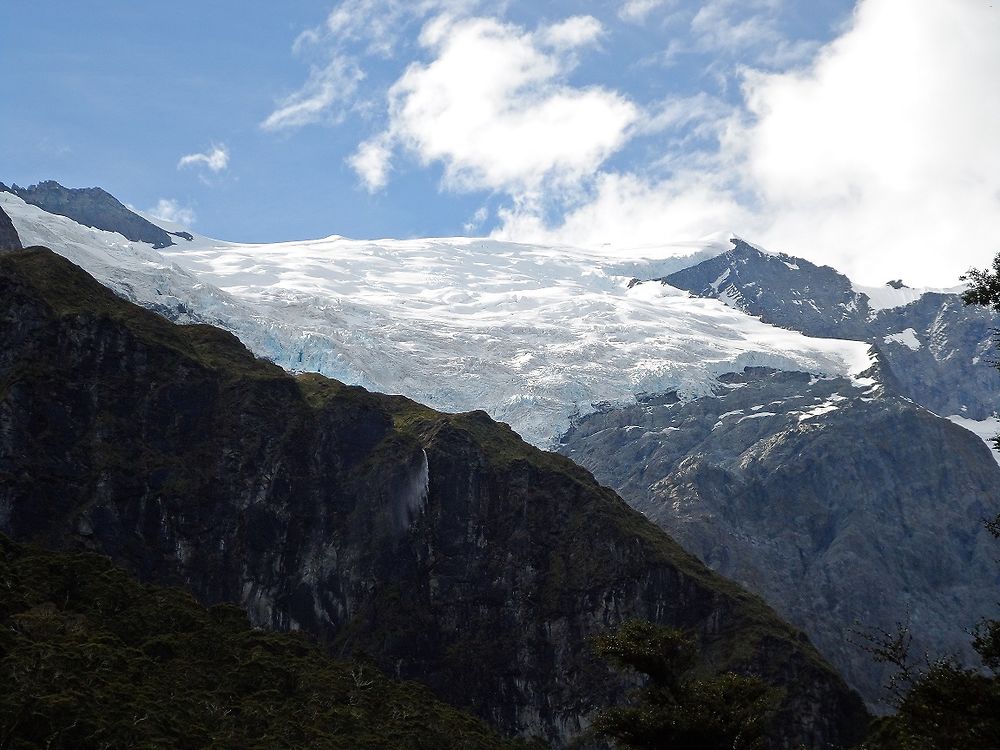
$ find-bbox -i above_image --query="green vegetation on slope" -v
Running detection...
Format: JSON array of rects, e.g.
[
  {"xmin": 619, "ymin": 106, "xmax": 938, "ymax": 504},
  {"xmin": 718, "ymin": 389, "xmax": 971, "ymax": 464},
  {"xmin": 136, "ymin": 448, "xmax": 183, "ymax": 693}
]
[
  {"xmin": 8, "ymin": 244, "xmax": 286, "ymax": 380},
  {"xmin": 592, "ymin": 621, "xmax": 779, "ymax": 750},
  {"xmin": 0, "ymin": 535, "xmax": 534, "ymax": 750}
]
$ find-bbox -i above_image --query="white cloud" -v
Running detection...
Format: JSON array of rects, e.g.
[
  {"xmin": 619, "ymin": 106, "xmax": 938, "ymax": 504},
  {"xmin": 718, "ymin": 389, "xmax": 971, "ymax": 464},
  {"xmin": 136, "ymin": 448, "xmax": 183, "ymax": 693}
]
[
  {"xmin": 499, "ymin": 0, "xmax": 1000, "ymax": 286},
  {"xmin": 742, "ymin": 0, "xmax": 1000, "ymax": 284},
  {"xmin": 690, "ymin": 0, "xmax": 781, "ymax": 49},
  {"xmin": 463, "ymin": 205, "xmax": 489, "ymax": 233},
  {"xmin": 261, "ymin": 57, "xmax": 364, "ymax": 131},
  {"xmin": 321, "ymin": 0, "xmax": 422, "ymax": 57},
  {"xmin": 351, "ymin": 16, "xmax": 637, "ymax": 195},
  {"xmin": 349, "ymin": 135, "xmax": 394, "ymax": 191},
  {"xmin": 177, "ymin": 143, "xmax": 229, "ymax": 173},
  {"xmin": 497, "ymin": 171, "xmax": 751, "ymax": 253},
  {"xmin": 147, "ymin": 199, "xmax": 196, "ymax": 226},
  {"xmin": 618, "ymin": 0, "xmax": 671, "ymax": 23},
  {"xmin": 265, "ymin": 1, "xmax": 485, "ymax": 132},
  {"xmin": 637, "ymin": 92, "xmax": 734, "ymax": 138},
  {"xmin": 321, "ymin": 0, "xmax": 483, "ymax": 55},
  {"xmin": 652, "ymin": 0, "xmax": 818, "ymax": 72},
  {"xmin": 538, "ymin": 16, "xmax": 604, "ymax": 50}
]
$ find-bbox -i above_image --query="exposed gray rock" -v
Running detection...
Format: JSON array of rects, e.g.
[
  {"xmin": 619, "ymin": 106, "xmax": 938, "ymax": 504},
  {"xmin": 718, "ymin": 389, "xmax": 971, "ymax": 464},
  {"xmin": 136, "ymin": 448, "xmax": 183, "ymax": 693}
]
[
  {"xmin": 663, "ymin": 239, "xmax": 1000, "ymax": 419},
  {"xmin": 1, "ymin": 180, "xmax": 178, "ymax": 248},
  {"xmin": 560, "ymin": 368, "xmax": 1000, "ymax": 709},
  {"xmin": 0, "ymin": 205, "xmax": 21, "ymax": 250}
]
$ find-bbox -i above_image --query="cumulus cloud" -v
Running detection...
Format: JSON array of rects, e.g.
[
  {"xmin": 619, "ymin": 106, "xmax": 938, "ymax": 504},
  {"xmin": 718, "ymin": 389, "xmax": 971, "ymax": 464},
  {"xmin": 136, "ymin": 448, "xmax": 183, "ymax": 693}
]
[
  {"xmin": 498, "ymin": 171, "xmax": 752, "ymax": 253},
  {"xmin": 499, "ymin": 0, "xmax": 1000, "ymax": 285},
  {"xmin": 349, "ymin": 135, "xmax": 394, "ymax": 191},
  {"xmin": 350, "ymin": 15, "xmax": 637, "ymax": 195},
  {"xmin": 147, "ymin": 199, "xmax": 196, "ymax": 226},
  {"xmin": 538, "ymin": 15, "xmax": 604, "ymax": 50},
  {"xmin": 744, "ymin": 0, "xmax": 1000, "ymax": 284},
  {"xmin": 266, "ymin": 0, "xmax": 484, "ymax": 132},
  {"xmin": 177, "ymin": 143, "xmax": 229, "ymax": 173}
]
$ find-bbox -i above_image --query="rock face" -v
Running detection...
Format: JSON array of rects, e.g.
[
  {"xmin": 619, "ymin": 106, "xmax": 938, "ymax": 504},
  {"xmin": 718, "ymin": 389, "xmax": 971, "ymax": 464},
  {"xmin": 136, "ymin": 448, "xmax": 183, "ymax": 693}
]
[
  {"xmin": 0, "ymin": 248, "xmax": 868, "ymax": 748},
  {"xmin": 560, "ymin": 367, "xmax": 1000, "ymax": 709},
  {"xmin": 0, "ymin": 180, "xmax": 176, "ymax": 249},
  {"xmin": 663, "ymin": 239, "xmax": 1000, "ymax": 419},
  {"xmin": 0, "ymin": 205, "xmax": 21, "ymax": 250}
]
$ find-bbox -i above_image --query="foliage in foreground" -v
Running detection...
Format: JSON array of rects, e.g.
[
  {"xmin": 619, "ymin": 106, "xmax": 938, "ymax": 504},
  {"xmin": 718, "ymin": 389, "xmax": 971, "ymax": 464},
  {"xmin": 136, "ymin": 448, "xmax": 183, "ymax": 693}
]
[
  {"xmin": 0, "ymin": 535, "xmax": 534, "ymax": 750},
  {"xmin": 591, "ymin": 620, "xmax": 779, "ymax": 750}
]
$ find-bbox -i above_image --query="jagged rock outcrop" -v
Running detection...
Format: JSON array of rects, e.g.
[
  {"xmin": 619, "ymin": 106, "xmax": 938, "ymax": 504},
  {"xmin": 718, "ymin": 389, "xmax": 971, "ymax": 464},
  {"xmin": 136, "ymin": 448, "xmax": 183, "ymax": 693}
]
[
  {"xmin": 0, "ymin": 180, "xmax": 177, "ymax": 248},
  {"xmin": 0, "ymin": 247, "xmax": 868, "ymax": 748},
  {"xmin": 560, "ymin": 367, "xmax": 1000, "ymax": 709},
  {"xmin": 663, "ymin": 239, "xmax": 1000, "ymax": 419},
  {"xmin": 0, "ymin": 205, "xmax": 21, "ymax": 250}
]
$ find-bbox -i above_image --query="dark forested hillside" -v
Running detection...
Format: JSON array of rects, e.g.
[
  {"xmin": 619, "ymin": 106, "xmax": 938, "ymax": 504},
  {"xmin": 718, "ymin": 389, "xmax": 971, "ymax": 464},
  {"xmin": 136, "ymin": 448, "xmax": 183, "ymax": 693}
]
[{"xmin": 0, "ymin": 534, "xmax": 532, "ymax": 749}]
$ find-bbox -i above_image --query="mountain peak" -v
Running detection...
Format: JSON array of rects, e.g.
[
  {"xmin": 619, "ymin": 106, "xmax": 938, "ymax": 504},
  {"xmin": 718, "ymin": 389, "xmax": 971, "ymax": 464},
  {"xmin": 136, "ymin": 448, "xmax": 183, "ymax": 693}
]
[{"xmin": 0, "ymin": 179, "xmax": 177, "ymax": 249}]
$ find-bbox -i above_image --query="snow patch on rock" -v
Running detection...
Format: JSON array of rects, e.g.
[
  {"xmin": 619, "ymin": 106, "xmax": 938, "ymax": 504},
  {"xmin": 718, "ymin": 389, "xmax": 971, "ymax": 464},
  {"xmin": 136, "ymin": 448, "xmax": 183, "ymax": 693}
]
[
  {"xmin": 883, "ymin": 328, "xmax": 922, "ymax": 350},
  {"xmin": 947, "ymin": 415, "xmax": 1000, "ymax": 465}
]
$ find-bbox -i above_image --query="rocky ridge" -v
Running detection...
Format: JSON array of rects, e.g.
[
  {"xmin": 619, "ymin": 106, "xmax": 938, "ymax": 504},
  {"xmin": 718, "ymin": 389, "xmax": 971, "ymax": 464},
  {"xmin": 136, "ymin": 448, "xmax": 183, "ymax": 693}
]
[
  {"xmin": 1, "ymin": 180, "xmax": 181, "ymax": 249},
  {"xmin": 663, "ymin": 240, "xmax": 1000, "ymax": 419}
]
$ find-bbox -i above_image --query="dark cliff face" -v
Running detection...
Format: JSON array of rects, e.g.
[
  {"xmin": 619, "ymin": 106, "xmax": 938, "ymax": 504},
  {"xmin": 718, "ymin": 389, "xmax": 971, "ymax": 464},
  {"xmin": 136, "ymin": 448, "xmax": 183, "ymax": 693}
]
[
  {"xmin": 0, "ymin": 180, "xmax": 178, "ymax": 248},
  {"xmin": 663, "ymin": 240, "xmax": 1000, "ymax": 419},
  {"xmin": 0, "ymin": 205, "xmax": 21, "ymax": 250},
  {"xmin": 559, "ymin": 368, "xmax": 1000, "ymax": 709},
  {"xmin": 0, "ymin": 247, "xmax": 868, "ymax": 748}
]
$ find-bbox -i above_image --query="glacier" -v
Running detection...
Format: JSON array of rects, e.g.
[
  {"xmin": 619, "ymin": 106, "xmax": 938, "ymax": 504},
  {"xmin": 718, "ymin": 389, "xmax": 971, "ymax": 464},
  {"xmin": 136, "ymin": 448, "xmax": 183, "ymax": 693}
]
[{"xmin": 2, "ymin": 191, "xmax": 875, "ymax": 447}]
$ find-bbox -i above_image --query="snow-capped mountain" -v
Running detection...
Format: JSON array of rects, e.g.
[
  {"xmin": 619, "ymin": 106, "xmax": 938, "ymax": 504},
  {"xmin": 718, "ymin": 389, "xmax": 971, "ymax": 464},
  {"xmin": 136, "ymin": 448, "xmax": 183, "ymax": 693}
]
[
  {"xmin": 3, "ymin": 182, "xmax": 999, "ymax": 711},
  {"xmin": 0, "ymin": 190, "xmax": 873, "ymax": 447},
  {"xmin": 664, "ymin": 240, "xmax": 1000, "ymax": 421}
]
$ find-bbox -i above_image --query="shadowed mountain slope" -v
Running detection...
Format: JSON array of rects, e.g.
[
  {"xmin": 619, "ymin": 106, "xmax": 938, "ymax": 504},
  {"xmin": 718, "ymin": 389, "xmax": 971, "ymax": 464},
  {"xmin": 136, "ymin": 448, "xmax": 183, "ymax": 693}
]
[{"xmin": 560, "ymin": 367, "xmax": 1000, "ymax": 708}]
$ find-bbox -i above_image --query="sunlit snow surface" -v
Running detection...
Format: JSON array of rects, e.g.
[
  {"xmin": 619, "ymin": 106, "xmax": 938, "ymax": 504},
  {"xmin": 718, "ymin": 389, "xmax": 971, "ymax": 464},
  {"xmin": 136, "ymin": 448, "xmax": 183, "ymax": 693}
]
[
  {"xmin": 946, "ymin": 415, "xmax": 1000, "ymax": 465},
  {"xmin": 3, "ymin": 193, "xmax": 875, "ymax": 446},
  {"xmin": 853, "ymin": 282, "xmax": 966, "ymax": 312}
]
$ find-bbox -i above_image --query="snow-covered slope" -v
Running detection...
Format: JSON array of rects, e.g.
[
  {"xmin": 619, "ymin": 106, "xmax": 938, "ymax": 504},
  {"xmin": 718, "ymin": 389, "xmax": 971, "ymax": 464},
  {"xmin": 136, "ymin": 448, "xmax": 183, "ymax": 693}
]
[
  {"xmin": 854, "ymin": 281, "xmax": 967, "ymax": 312},
  {"xmin": 1, "ymin": 191, "xmax": 873, "ymax": 446}
]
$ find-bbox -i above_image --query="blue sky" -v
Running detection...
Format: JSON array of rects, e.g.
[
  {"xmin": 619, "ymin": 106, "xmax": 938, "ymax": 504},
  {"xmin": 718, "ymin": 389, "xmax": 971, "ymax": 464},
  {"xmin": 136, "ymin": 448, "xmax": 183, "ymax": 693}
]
[{"xmin": 2, "ymin": 1, "xmax": 999, "ymax": 284}]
